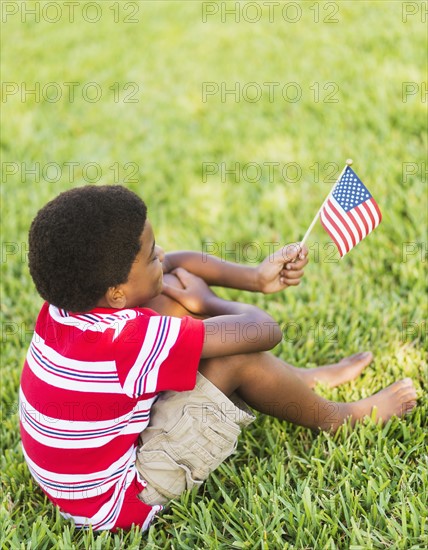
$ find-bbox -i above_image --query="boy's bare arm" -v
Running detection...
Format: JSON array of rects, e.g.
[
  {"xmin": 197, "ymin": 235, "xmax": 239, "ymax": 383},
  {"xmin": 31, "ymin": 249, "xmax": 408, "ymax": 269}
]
[
  {"xmin": 162, "ymin": 268, "xmax": 282, "ymax": 357},
  {"xmin": 163, "ymin": 243, "xmax": 308, "ymax": 294},
  {"xmin": 164, "ymin": 251, "xmax": 259, "ymax": 291}
]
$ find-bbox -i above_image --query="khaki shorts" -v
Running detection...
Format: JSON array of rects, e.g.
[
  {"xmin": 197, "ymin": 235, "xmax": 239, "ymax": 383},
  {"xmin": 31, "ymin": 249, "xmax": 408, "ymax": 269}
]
[{"xmin": 135, "ymin": 373, "xmax": 255, "ymax": 506}]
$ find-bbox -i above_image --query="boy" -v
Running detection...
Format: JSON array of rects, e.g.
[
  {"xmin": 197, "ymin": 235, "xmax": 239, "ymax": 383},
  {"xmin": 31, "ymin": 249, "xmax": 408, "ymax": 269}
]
[{"xmin": 20, "ymin": 185, "xmax": 417, "ymax": 531}]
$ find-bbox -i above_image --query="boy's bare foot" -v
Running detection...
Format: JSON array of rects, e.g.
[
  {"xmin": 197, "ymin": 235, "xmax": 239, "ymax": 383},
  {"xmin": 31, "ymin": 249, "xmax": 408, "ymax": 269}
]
[
  {"xmin": 358, "ymin": 378, "xmax": 416, "ymax": 421},
  {"xmin": 320, "ymin": 378, "xmax": 417, "ymax": 432},
  {"xmin": 297, "ymin": 351, "xmax": 374, "ymax": 389},
  {"xmin": 351, "ymin": 378, "xmax": 418, "ymax": 425}
]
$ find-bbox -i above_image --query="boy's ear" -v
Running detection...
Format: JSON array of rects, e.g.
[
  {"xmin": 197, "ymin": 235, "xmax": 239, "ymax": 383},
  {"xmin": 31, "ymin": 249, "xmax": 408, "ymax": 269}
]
[{"xmin": 105, "ymin": 286, "xmax": 127, "ymax": 309}]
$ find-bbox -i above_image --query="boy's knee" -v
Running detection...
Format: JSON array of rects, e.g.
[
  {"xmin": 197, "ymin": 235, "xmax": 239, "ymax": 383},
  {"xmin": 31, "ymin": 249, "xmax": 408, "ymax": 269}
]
[{"xmin": 199, "ymin": 352, "xmax": 264, "ymax": 395}]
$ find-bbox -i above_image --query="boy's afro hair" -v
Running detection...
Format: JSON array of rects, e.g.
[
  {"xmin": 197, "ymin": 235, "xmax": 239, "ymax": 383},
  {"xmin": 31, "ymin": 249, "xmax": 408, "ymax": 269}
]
[{"xmin": 29, "ymin": 185, "xmax": 147, "ymax": 312}]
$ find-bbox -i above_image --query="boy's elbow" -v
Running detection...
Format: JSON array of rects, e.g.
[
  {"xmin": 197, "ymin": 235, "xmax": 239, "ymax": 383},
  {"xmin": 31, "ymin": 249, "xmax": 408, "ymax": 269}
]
[
  {"xmin": 259, "ymin": 315, "xmax": 282, "ymax": 349},
  {"xmin": 244, "ymin": 310, "xmax": 282, "ymax": 351},
  {"xmin": 271, "ymin": 323, "xmax": 282, "ymax": 347}
]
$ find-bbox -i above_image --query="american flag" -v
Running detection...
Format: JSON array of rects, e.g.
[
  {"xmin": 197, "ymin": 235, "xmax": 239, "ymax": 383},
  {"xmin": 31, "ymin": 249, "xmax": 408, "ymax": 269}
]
[{"xmin": 320, "ymin": 166, "xmax": 382, "ymax": 257}]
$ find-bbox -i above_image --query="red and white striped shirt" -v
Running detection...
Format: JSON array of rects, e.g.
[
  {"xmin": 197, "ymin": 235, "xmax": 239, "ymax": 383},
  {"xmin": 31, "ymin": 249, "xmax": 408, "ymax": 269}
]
[{"xmin": 19, "ymin": 303, "xmax": 204, "ymax": 531}]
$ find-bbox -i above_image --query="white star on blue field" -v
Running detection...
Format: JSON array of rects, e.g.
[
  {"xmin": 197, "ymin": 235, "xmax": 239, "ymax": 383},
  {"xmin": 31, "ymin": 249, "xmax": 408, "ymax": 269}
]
[{"xmin": 332, "ymin": 167, "xmax": 372, "ymax": 212}]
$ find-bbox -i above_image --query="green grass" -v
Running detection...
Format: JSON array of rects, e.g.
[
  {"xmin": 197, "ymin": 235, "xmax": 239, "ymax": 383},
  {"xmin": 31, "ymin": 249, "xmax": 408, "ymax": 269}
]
[{"xmin": 1, "ymin": 1, "xmax": 427, "ymax": 548}]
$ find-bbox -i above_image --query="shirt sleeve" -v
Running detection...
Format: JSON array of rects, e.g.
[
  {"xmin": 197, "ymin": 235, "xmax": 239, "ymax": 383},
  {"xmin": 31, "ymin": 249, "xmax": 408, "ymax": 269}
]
[{"xmin": 113, "ymin": 312, "xmax": 205, "ymax": 398}]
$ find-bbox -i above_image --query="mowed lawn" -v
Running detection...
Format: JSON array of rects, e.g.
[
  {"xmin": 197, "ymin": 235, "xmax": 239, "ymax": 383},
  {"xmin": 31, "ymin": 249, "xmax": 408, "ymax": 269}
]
[{"xmin": 1, "ymin": 1, "xmax": 427, "ymax": 548}]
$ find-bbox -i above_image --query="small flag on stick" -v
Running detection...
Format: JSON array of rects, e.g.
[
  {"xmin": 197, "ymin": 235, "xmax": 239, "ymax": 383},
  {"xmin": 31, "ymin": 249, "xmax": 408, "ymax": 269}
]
[
  {"xmin": 320, "ymin": 165, "xmax": 382, "ymax": 256},
  {"xmin": 301, "ymin": 160, "xmax": 382, "ymax": 257}
]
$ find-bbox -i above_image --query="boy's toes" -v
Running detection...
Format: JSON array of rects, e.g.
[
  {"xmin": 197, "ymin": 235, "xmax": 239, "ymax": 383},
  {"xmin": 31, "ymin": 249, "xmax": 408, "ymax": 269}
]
[
  {"xmin": 401, "ymin": 400, "xmax": 417, "ymax": 415},
  {"xmin": 339, "ymin": 351, "xmax": 373, "ymax": 365},
  {"xmin": 398, "ymin": 378, "xmax": 415, "ymax": 392}
]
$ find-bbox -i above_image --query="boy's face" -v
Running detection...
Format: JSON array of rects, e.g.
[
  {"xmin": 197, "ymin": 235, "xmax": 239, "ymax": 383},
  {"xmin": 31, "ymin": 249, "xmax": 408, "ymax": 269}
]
[{"xmin": 101, "ymin": 220, "xmax": 165, "ymax": 309}]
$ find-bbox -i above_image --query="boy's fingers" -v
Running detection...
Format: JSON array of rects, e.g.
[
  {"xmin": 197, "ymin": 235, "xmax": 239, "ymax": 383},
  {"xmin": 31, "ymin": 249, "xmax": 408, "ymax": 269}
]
[
  {"xmin": 281, "ymin": 243, "xmax": 308, "ymax": 263},
  {"xmin": 285, "ymin": 257, "xmax": 308, "ymax": 270},
  {"xmin": 281, "ymin": 269, "xmax": 304, "ymax": 280},
  {"xmin": 170, "ymin": 267, "xmax": 189, "ymax": 286},
  {"xmin": 299, "ymin": 244, "xmax": 308, "ymax": 259},
  {"xmin": 161, "ymin": 283, "xmax": 176, "ymax": 299},
  {"xmin": 161, "ymin": 282, "xmax": 183, "ymax": 298},
  {"xmin": 282, "ymin": 277, "xmax": 302, "ymax": 286},
  {"xmin": 171, "ymin": 267, "xmax": 187, "ymax": 277},
  {"xmin": 283, "ymin": 244, "xmax": 300, "ymax": 262}
]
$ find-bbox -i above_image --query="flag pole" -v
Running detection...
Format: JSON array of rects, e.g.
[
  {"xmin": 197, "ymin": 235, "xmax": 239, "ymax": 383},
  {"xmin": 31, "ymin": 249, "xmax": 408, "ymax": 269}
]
[{"xmin": 299, "ymin": 158, "xmax": 353, "ymax": 248}]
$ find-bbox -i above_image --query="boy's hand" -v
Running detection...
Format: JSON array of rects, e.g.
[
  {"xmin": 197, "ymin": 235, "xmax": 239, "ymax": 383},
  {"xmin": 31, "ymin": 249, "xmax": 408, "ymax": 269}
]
[
  {"xmin": 256, "ymin": 243, "xmax": 308, "ymax": 294},
  {"xmin": 161, "ymin": 268, "xmax": 218, "ymax": 315}
]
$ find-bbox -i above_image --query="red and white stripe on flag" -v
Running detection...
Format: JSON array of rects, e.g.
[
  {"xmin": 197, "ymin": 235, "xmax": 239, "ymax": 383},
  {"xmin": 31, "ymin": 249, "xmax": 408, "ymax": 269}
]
[{"xmin": 320, "ymin": 195, "xmax": 382, "ymax": 257}]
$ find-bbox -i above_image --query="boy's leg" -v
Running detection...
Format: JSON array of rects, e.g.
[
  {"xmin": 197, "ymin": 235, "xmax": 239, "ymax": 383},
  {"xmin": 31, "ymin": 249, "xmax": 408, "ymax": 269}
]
[
  {"xmin": 147, "ymin": 274, "xmax": 417, "ymax": 431},
  {"xmin": 281, "ymin": 352, "xmax": 375, "ymax": 389},
  {"xmin": 198, "ymin": 353, "xmax": 417, "ymax": 432},
  {"xmin": 137, "ymin": 275, "xmax": 416, "ymax": 506}
]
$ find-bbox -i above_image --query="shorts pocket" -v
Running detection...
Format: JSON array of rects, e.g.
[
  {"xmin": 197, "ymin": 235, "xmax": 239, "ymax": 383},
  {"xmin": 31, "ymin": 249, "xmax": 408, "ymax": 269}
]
[{"xmin": 137, "ymin": 448, "xmax": 203, "ymax": 502}]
